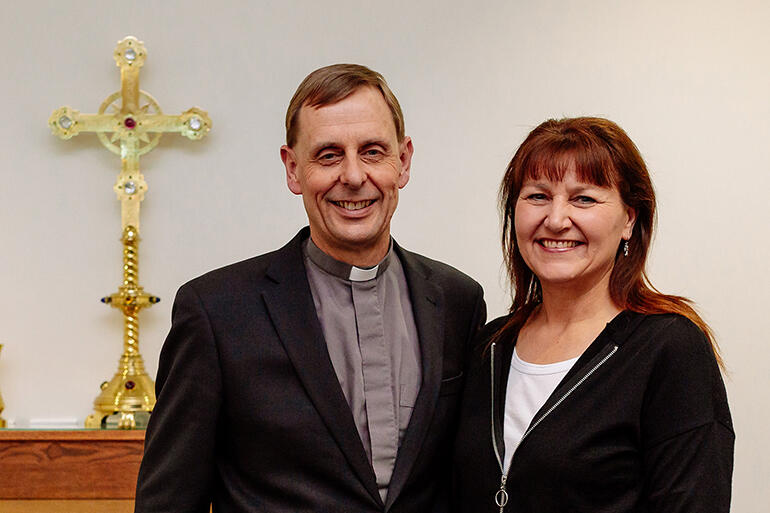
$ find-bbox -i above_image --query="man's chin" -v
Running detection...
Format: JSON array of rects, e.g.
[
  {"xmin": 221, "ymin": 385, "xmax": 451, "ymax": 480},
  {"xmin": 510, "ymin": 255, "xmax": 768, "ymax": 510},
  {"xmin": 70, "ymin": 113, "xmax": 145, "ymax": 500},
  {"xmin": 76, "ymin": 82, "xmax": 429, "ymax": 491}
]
[
  {"xmin": 312, "ymin": 227, "xmax": 389, "ymax": 258},
  {"xmin": 327, "ymin": 221, "xmax": 384, "ymax": 242},
  {"xmin": 332, "ymin": 232, "xmax": 383, "ymax": 251}
]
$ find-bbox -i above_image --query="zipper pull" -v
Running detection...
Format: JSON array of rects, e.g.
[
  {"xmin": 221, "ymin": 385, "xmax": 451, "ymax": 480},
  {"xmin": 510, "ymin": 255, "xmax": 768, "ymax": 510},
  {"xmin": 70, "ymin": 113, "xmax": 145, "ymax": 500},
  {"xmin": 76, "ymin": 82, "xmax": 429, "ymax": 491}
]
[{"xmin": 495, "ymin": 474, "xmax": 508, "ymax": 512}]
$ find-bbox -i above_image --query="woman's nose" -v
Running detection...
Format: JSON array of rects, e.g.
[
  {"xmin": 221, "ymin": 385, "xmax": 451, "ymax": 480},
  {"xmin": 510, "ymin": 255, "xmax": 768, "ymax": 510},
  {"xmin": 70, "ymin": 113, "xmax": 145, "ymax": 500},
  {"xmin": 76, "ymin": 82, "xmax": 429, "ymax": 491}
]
[{"xmin": 543, "ymin": 200, "xmax": 572, "ymax": 232}]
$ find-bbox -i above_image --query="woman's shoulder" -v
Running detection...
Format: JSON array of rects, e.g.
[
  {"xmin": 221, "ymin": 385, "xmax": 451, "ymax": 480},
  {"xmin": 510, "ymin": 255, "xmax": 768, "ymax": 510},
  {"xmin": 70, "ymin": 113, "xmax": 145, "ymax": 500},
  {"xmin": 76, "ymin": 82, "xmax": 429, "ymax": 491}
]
[
  {"xmin": 465, "ymin": 314, "xmax": 514, "ymax": 362},
  {"xmin": 625, "ymin": 312, "xmax": 711, "ymax": 356},
  {"xmin": 613, "ymin": 312, "xmax": 725, "ymax": 385},
  {"xmin": 476, "ymin": 313, "xmax": 513, "ymax": 343},
  {"xmin": 628, "ymin": 313, "xmax": 733, "ymax": 441}
]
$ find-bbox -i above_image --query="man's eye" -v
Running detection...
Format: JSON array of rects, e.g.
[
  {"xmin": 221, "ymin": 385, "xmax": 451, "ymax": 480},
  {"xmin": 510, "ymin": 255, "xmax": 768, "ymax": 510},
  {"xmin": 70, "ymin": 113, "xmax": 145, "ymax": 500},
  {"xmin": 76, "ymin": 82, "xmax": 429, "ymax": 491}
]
[
  {"xmin": 363, "ymin": 149, "xmax": 382, "ymax": 157},
  {"xmin": 318, "ymin": 152, "xmax": 340, "ymax": 162}
]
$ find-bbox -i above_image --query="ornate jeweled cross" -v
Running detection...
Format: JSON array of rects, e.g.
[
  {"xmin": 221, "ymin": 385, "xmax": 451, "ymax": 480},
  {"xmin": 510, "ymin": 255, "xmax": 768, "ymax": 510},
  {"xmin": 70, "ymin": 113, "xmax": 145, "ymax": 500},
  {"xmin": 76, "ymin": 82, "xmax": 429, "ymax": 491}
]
[{"xmin": 49, "ymin": 36, "xmax": 211, "ymax": 429}]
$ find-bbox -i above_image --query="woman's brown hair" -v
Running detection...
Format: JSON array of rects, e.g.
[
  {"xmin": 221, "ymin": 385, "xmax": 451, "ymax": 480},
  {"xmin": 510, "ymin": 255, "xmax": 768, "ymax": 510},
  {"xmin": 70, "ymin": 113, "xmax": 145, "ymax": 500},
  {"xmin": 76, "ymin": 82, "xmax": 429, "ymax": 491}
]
[{"xmin": 496, "ymin": 117, "xmax": 723, "ymax": 368}]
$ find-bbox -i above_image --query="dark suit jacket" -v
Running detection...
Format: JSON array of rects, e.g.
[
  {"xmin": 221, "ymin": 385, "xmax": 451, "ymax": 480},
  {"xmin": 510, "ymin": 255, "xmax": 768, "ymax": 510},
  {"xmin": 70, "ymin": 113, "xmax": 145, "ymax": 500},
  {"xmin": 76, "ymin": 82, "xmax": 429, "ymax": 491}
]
[{"xmin": 135, "ymin": 228, "xmax": 486, "ymax": 513}]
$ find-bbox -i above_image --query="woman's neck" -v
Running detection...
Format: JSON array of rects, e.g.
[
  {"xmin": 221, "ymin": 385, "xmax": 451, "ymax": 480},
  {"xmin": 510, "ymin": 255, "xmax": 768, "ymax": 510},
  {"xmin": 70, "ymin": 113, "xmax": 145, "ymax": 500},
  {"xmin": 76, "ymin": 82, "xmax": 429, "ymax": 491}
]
[
  {"xmin": 516, "ymin": 277, "xmax": 621, "ymax": 364},
  {"xmin": 538, "ymin": 279, "xmax": 620, "ymax": 328}
]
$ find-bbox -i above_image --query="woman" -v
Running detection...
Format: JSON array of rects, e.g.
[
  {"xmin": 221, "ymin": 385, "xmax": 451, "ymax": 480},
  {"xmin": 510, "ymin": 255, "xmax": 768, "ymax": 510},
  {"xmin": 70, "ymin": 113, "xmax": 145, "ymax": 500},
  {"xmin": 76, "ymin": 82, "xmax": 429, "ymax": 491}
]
[{"xmin": 452, "ymin": 117, "xmax": 733, "ymax": 512}]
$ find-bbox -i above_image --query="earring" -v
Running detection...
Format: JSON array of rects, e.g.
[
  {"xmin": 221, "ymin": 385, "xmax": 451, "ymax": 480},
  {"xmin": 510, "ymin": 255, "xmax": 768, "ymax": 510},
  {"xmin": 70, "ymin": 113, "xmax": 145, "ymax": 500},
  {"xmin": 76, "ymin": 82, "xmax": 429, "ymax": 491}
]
[{"xmin": 623, "ymin": 240, "xmax": 629, "ymax": 257}]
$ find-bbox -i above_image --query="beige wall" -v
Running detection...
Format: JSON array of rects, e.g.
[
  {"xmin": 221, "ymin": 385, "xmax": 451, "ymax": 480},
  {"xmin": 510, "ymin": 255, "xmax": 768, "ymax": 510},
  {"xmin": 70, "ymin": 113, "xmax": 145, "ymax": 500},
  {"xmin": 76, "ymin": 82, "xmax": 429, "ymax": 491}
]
[{"xmin": 1, "ymin": 0, "xmax": 767, "ymax": 509}]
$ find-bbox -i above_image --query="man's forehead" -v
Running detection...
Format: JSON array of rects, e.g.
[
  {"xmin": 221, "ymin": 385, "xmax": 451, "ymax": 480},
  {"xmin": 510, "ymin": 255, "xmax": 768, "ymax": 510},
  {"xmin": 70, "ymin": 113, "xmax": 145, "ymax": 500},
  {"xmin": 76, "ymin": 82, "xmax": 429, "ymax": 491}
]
[
  {"xmin": 301, "ymin": 87, "xmax": 389, "ymax": 119},
  {"xmin": 302, "ymin": 85, "xmax": 384, "ymax": 111},
  {"xmin": 295, "ymin": 87, "xmax": 398, "ymax": 145}
]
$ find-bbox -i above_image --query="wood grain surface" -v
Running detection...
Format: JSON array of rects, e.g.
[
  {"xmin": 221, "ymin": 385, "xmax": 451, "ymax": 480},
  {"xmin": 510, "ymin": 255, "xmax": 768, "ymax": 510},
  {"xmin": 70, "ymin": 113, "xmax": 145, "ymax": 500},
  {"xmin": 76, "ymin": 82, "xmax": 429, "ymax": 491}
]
[
  {"xmin": 0, "ymin": 499, "xmax": 134, "ymax": 513},
  {"xmin": 0, "ymin": 430, "xmax": 145, "ymax": 500}
]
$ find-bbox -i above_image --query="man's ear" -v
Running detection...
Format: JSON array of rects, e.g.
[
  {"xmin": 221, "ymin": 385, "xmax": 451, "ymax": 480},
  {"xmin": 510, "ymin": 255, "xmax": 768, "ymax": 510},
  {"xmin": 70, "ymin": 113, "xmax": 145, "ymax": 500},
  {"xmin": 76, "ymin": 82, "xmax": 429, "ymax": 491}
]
[
  {"xmin": 397, "ymin": 136, "xmax": 413, "ymax": 189},
  {"xmin": 281, "ymin": 145, "xmax": 302, "ymax": 195}
]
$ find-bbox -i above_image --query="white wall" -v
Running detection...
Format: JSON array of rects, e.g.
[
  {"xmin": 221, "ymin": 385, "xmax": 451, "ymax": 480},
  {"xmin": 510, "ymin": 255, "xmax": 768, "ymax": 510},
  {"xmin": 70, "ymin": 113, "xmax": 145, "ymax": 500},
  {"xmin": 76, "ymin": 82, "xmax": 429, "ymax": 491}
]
[{"xmin": 1, "ymin": 0, "xmax": 767, "ymax": 508}]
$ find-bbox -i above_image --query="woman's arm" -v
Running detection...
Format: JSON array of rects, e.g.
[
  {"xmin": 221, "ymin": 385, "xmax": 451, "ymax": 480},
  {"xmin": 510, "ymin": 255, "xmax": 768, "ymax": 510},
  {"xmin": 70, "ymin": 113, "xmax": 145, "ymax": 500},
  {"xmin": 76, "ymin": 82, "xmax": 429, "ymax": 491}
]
[{"xmin": 641, "ymin": 316, "xmax": 734, "ymax": 512}]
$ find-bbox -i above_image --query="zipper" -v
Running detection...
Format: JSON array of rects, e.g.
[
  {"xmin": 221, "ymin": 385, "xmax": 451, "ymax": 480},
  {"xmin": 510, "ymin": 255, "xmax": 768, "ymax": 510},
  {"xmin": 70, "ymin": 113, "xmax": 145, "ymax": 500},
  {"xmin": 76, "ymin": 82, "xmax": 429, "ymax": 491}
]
[
  {"xmin": 490, "ymin": 343, "xmax": 508, "ymax": 512},
  {"xmin": 490, "ymin": 341, "xmax": 619, "ymax": 512}
]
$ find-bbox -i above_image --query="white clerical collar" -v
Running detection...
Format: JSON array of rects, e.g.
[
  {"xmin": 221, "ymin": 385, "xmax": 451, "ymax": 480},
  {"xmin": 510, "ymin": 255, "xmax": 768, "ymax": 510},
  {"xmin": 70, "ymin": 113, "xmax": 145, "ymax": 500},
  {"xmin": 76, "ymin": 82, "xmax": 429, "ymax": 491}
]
[
  {"xmin": 348, "ymin": 265, "xmax": 379, "ymax": 282},
  {"xmin": 304, "ymin": 237, "xmax": 393, "ymax": 282}
]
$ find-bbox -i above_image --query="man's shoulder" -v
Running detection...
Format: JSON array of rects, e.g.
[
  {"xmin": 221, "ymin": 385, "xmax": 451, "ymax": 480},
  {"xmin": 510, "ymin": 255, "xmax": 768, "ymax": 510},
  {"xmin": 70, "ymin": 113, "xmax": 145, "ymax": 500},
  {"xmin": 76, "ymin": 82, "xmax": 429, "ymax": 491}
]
[
  {"xmin": 186, "ymin": 250, "xmax": 276, "ymax": 289},
  {"xmin": 181, "ymin": 230, "xmax": 306, "ymax": 298},
  {"xmin": 396, "ymin": 244, "xmax": 481, "ymax": 293}
]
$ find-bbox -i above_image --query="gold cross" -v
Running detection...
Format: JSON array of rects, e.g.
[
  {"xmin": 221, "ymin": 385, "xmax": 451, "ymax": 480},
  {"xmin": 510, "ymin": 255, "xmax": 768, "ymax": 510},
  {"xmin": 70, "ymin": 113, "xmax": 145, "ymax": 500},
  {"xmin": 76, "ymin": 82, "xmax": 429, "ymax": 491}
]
[
  {"xmin": 49, "ymin": 36, "xmax": 211, "ymax": 231},
  {"xmin": 48, "ymin": 36, "xmax": 211, "ymax": 429}
]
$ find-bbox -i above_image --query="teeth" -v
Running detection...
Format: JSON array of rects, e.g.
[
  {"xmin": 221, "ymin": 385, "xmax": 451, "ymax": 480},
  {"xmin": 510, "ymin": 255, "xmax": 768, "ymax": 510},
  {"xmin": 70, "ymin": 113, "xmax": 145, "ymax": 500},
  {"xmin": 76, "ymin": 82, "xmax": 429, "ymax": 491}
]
[
  {"xmin": 334, "ymin": 200, "xmax": 373, "ymax": 211},
  {"xmin": 541, "ymin": 239, "xmax": 579, "ymax": 249}
]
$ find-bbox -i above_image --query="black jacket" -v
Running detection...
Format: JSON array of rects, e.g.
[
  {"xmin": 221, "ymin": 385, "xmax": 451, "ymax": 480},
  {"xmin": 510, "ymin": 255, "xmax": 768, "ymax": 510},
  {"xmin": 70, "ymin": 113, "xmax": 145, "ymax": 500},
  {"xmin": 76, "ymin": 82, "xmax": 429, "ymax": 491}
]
[
  {"xmin": 135, "ymin": 228, "xmax": 486, "ymax": 513},
  {"xmin": 452, "ymin": 311, "xmax": 733, "ymax": 513}
]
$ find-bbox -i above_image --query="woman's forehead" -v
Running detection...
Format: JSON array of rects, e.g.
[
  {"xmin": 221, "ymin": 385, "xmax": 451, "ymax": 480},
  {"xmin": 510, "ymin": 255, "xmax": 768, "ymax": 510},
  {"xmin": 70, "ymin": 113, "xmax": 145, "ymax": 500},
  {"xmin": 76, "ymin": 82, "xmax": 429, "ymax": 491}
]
[
  {"xmin": 522, "ymin": 154, "xmax": 618, "ymax": 188},
  {"xmin": 521, "ymin": 170, "xmax": 615, "ymax": 189}
]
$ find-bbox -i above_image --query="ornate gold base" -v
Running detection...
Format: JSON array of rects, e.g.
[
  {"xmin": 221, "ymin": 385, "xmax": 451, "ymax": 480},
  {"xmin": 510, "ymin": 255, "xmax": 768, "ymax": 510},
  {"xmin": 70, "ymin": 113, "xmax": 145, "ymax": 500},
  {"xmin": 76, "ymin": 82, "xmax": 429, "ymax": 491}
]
[{"xmin": 84, "ymin": 353, "xmax": 155, "ymax": 429}]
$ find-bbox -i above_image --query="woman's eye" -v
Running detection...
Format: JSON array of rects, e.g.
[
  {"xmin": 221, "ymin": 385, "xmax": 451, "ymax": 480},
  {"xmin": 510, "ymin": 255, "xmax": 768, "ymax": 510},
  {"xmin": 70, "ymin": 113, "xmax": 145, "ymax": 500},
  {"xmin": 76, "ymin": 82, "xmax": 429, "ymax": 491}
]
[
  {"xmin": 527, "ymin": 193, "xmax": 547, "ymax": 201},
  {"xmin": 574, "ymin": 195, "xmax": 597, "ymax": 204}
]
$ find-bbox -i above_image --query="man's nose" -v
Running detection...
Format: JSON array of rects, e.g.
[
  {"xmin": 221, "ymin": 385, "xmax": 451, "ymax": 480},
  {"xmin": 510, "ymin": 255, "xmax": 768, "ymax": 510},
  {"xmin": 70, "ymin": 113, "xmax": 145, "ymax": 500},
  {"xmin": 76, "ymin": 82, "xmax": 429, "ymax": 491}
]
[
  {"xmin": 339, "ymin": 157, "xmax": 367, "ymax": 188},
  {"xmin": 543, "ymin": 200, "xmax": 572, "ymax": 232}
]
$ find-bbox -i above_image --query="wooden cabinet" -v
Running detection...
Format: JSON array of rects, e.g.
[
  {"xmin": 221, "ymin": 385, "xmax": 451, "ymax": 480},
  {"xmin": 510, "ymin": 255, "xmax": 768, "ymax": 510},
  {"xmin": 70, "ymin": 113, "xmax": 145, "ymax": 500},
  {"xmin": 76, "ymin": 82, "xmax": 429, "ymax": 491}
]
[{"xmin": 0, "ymin": 430, "xmax": 145, "ymax": 513}]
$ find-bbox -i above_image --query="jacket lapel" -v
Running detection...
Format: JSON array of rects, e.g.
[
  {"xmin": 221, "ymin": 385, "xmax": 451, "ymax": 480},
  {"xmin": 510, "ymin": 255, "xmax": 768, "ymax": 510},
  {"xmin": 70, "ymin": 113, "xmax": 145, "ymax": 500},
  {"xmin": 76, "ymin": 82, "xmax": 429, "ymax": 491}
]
[
  {"xmin": 385, "ymin": 245, "xmax": 445, "ymax": 510},
  {"xmin": 261, "ymin": 229, "xmax": 382, "ymax": 506},
  {"xmin": 516, "ymin": 311, "xmax": 646, "ymax": 453}
]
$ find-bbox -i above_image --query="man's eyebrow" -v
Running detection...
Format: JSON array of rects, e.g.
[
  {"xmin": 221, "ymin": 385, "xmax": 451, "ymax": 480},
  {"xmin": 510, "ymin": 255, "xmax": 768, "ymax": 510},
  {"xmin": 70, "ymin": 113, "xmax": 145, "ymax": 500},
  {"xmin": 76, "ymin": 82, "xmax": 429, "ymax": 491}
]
[
  {"xmin": 360, "ymin": 138, "xmax": 392, "ymax": 150},
  {"xmin": 309, "ymin": 139, "xmax": 392, "ymax": 156}
]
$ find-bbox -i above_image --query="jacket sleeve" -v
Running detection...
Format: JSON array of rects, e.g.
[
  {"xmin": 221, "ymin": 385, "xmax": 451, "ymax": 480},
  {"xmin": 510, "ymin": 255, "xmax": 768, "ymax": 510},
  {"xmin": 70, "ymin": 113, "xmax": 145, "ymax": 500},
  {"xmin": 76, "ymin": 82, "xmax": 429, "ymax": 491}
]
[
  {"xmin": 134, "ymin": 282, "xmax": 222, "ymax": 513},
  {"xmin": 467, "ymin": 283, "xmax": 488, "ymax": 357},
  {"xmin": 432, "ymin": 281, "xmax": 486, "ymax": 513},
  {"xmin": 640, "ymin": 318, "xmax": 734, "ymax": 512}
]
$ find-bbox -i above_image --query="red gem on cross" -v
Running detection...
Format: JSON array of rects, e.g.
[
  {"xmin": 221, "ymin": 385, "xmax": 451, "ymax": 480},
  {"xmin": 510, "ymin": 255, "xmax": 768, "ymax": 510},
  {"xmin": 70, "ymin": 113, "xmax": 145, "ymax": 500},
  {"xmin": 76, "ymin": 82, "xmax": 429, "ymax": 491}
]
[
  {"xmin": 124, "ymin": 117, "xmax": 137, "ymax": 129},
  {"xmin": 125, "ymin": 380, "xmax": 136, "ymax": 390}
]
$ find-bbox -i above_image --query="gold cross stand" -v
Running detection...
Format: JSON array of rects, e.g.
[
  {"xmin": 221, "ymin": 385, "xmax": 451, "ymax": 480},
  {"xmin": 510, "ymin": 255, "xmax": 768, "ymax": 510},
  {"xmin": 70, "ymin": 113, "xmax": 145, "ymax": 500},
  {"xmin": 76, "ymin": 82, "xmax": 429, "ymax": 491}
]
[{"xmin": 49, "ymin": 36, "xmax": 211, "ymax": 429}]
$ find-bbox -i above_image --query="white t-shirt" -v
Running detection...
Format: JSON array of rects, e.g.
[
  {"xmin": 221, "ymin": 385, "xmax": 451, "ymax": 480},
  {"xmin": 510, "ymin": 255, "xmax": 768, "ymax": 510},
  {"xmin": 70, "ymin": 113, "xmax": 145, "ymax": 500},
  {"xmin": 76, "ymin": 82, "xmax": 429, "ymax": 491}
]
[{"xmin": 502, "ymin": 347, "xmax": 579, "ymax": 472}]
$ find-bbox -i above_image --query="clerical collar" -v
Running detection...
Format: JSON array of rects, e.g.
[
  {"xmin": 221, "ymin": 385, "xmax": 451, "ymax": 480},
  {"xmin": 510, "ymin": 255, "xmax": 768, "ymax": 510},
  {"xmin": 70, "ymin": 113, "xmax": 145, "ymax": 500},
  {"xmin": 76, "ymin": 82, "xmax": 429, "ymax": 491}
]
[{"xmin": 304, "ymin": 237, "xmax": 393, "ymax": 282}]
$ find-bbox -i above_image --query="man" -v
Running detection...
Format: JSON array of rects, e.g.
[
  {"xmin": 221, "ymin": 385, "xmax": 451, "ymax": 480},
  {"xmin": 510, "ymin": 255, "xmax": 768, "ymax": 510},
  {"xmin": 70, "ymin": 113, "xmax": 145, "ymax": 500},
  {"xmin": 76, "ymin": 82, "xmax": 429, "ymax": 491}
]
[{"xmin": 134, "ymin": 64, "xmax": 486, "ymax": 513}]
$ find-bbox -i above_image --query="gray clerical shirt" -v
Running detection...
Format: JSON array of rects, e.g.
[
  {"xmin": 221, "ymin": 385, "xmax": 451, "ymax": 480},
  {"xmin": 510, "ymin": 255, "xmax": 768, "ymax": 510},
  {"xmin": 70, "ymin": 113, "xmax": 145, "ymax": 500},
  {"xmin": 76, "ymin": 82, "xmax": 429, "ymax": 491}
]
[{"xmin": 303, "ymin": 238, "xmax": 421, "ymax": 502}]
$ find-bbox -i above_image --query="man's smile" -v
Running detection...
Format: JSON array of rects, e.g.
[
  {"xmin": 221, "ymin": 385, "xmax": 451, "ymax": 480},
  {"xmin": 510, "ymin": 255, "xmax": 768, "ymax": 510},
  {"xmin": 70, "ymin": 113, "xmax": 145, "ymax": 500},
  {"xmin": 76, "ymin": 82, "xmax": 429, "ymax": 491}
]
[{"xmin": 330, "ymin": 199, "xmax": 376, "ymax": 211}]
